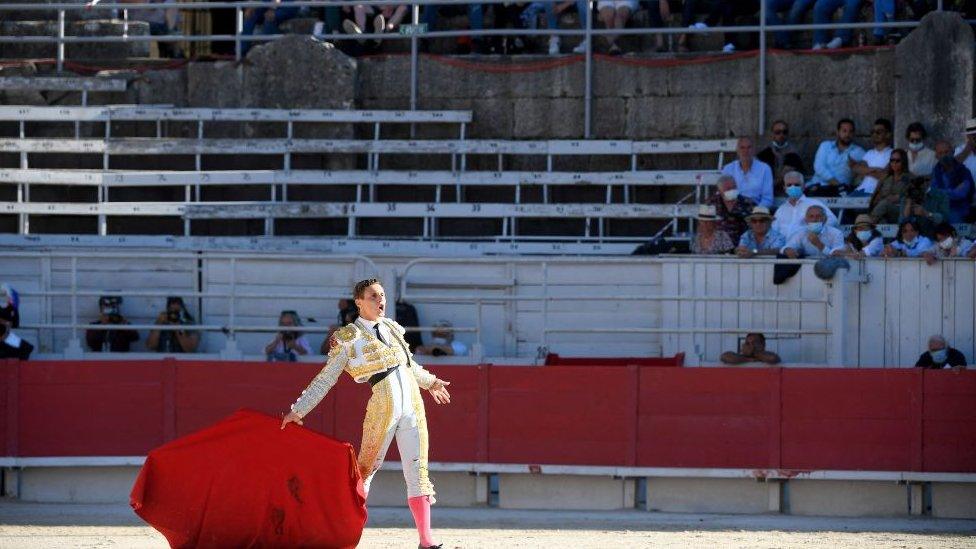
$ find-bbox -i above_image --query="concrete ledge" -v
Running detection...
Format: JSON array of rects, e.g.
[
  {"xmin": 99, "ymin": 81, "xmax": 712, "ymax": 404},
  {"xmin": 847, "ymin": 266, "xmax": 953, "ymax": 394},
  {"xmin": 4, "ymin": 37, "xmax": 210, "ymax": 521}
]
[
  {"xmin": 15, "ymin": 466, "xmax": 139, "ymax": 503},
  {"xmin": 364, "ymin": 470, "xmax": 486, "ymax": 508},
  {"xmin": 789, "ymin": 480, "xmax": 907, "ymax": 517},
  {"xmin": 498, "ymin": 474, "xmax": 634, "ymax": 510},
  {"xmin": 646, "ymin": 477, "xmax": 777, "ymax": 514},
  {"xmin": 931, "ymin": 482, "xmax": 976, "ymax": 519}
]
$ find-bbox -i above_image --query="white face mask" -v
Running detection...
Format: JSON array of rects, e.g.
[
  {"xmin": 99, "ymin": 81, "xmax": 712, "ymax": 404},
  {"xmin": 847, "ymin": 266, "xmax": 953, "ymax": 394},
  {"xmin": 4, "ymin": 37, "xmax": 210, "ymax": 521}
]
[
  {"xmin": 722, "ymin": 189, "xmax": 739, "ymax": 201},
  {"xmin": 939, "ymin": 237, "xmax": 955, "ymax": 250},
  {"xmin": 855, "ymin": 230, "xmax": 873, "ymax": 243},
  {"xmin": 431, "ymin": 337, "xmax": 448, "ymax": 345},
  {"xmin": 908, "ymin": 142, "xmax": 924, "ymax": 152}
]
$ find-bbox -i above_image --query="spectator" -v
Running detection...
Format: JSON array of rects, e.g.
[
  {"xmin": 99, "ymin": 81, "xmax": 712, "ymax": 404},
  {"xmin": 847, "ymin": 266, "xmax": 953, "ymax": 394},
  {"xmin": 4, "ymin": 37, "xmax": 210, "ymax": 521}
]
[
  {"xmin": 265, "ymin": 310, "xmax": 312, "ymax": 362},
  {"xmin": 868, "ymin": 148, "xmax": 911, "ymax": 224},
  {"xmin": 707, "ymin": 174, "xmax": 755, "ymax": 244},
  {"xmin": 86, "ymin": 295, "xmax": 139, "ymax": 352},
  {"xmin": 838, "ymin": 214, "xmax": 884, "ymax": 258},
  {"xmin": 691, "ymin": 205, "xmax": 735, "ymax": 255},
  {"xmin": 720, "ymin": 333, "xmax": 781, "ymax": 365},
  {"xmin": 321, "ymin": 298, "xmax": 358, "ymax": 354},
  {"xmin": 122, "ymin": 0, "xmax": 182, "ymax": 57},
  {"xmin": 419, "ymin": 4, "xmax": 488, "ymax": 54},
  {"xmin": 772, "ymin": 171, "xmax": 839, "ymax": 237},
  {"xmin": 931, "ymin": 140, "xmax": 975, "ymax": 223},
  {"xmin": 597, "ymin": 0, "xmax": 636, "ymax": 55},
  {"xmin": 147, "ymin": 296, "xmax": 200, "ymax": 353},
  {"xmin": 756, "ymin": 119, "xmax": 805, "ymax": 192},
  {"xmin": 900, "ymin": 176, "xmax": 950, "ymax": 237},
  {"xmin": 953, "ymin": 117, "xmax": 976, "ymax": 183},
  {"xmin": 242, "ymin": 0, "xmax": 301, "ymax": 55},
  {"xmin": 872, "ymin": 0, "xmax": 897, "ymax": 45},
  {"xmin": 906, "ymin": 121, "xmax": 936, "ymax": 178},
  {"xmin": 851, "ymin": 118, "xmax": 893, "ymax": 196},
  {"xmin": 782, "ymin": 205, "xmax": 845, "ymax": 258},
  {"xmin": 0, "ymin": 284, "xmax": 32, "ymax": 360},
  {"xmin": 924, "ymin": 222, "xmax": 976, "ymax": 263},
  {"xmin": 643, "ymin": 0, "xmax": 673, "ymax": 53},
  {"xmin": 882, "ymin": 219, "xmax": 934, "ymax": 258},
  {"xmin": 914, "ymin": 335, "xmax": 966, "ymax": 370},
  {"xmin": 721, "ymin": 137, "xmax": 774, "ymax": 208},
  {"xmin": 701, "ymin": 0, "xmax": 760, "ymax": 52},
  {"xmin": 736, "ymin": 206, "xmax": 786, "ymax": 258},
  {"xmin": 530, "ymin": 0, "xmax": 593, "ymax": 55},
  {"xmin": 416, "ymin": 320, "xmax": 469, "ymax": 356},
  {"xmin": 811, "ymin": 0, "xmax": 862, "ymax": 49},
  {"xmin": 766, "ymin": 0, "xmax": 813, "ymax": 49},
  {"xmin": 807, "ymin": 118, "xmax": 866, "ymax": 197}
]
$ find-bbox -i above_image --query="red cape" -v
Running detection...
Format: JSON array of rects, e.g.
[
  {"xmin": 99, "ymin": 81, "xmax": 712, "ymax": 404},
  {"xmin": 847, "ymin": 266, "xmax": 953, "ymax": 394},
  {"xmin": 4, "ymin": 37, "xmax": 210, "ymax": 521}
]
[{"xmin": 130, "ymin": 409, "xmax": 367, "ymax": 548}]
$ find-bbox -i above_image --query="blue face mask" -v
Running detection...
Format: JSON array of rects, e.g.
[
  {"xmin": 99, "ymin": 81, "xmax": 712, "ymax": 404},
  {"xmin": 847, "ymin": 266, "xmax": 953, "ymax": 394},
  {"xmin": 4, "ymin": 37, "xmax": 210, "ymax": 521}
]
[
  {"xmin": 856, "ymin": 230, "xmax": 873, "ymax": 242},
  {"xmin": 807, "ymin": 221, "xmax": 824, "ymax": 235},
  {"xmin": 930, "ymin": 348, "xmax": 948, "ymax": 364},
  {"xmin": 903, "ymin": 236, "xmax": 918, "ymax": 247},
  {"xmin": 786, "ymin": 185, "xmax": 803, "ymax": 199}
]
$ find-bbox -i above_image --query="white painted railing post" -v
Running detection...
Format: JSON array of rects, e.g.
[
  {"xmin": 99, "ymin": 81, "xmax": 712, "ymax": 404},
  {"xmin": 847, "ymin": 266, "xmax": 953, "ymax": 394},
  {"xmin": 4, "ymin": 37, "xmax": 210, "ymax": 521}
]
[{"xmin": 827, "ymin": 265, "xmax": 850, "ymax": 367}]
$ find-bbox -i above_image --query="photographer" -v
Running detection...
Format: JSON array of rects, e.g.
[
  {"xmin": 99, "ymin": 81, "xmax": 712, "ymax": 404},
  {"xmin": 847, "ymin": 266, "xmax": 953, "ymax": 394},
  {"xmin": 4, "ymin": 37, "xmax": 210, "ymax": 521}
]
[
  {"xmin": 86, "ymin": 295, "xmax": 139, "ymax": 352},
  {"xmin": 416, "ymin": 320, "xmax": 468, "ymax": 357},
  {"xmin": 900, "ymin": 176, "xmax": 949, "ymax": 238},
  {"xmin": 0, "ymin": 283, "xmax": 33, "ymax": 360},
  {"xmin": 147, "ymin": 296, "xmax": 200, "ymax": 353},
  {"xmin": 265, "ymin": 310, "xmax": 311, "ymax": 362}
]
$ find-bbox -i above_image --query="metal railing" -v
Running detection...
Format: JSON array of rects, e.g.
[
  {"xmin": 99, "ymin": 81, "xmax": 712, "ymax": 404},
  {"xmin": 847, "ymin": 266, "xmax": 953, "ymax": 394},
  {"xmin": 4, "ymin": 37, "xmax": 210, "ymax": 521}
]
[{"xmin": 0, "ymin": 0, "xmax": 959, "ymax": 137}]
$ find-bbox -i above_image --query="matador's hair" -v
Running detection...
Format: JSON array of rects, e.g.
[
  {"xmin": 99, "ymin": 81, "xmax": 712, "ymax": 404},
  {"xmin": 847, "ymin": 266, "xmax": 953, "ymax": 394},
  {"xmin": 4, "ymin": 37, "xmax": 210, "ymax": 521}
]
[{"xmin": 353, "ymin": 278, "xmax": 381, "ymax": 299}]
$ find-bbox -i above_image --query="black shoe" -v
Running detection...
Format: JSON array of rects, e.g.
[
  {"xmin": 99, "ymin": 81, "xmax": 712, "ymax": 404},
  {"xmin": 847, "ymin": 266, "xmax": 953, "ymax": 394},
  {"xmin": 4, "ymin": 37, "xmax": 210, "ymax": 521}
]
[{"xmin": 419, "ymin": 545, "xmax": 442, "ymax": 549}]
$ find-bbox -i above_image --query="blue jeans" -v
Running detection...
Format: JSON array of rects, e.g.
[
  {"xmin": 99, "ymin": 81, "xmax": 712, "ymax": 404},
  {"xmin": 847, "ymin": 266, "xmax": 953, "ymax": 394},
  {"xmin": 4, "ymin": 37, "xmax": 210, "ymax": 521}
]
[
  {"xmin": 520, "ymin": 1, "xmax": 590, "ymax": 30},
  {"xmin": 242, "ymin": 4, "xmax": 301, "ymax": 53},
  {"xmin": 812, "ymin": 0, "xmax": 862, "ymax": 45},
  {"xmin": 873, "ymin": 0, "xmax": 895, "ymax": 38},
  {"xmin": 766, "ymin": 0, "xmax": 812, "ymax": 48},
  {"xmin": 422, "ymin": 4, "xmax": 484, "ymax": 31}
]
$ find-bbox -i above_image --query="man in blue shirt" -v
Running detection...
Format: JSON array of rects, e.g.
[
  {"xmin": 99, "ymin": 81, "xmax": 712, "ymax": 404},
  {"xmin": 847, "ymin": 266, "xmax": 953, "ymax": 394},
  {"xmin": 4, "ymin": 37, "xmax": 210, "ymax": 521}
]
[
  {"xmin": 931, "ymin": 140, "xmax": 975, "ymax": 223},
  {"xmin": 721, "ymin": 137, "xmax": 774, "ymax": 208},
  {"xmin": 807, "ymin": 118, "xmax": 866, "ymax": 197}
]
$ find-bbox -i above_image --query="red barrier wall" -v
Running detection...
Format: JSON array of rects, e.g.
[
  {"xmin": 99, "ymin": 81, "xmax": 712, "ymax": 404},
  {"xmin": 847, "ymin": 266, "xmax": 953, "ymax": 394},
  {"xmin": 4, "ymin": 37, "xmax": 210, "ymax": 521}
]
[{"xmin": 2, "ymin": 360, "xmax": 974, "ymax": 473}]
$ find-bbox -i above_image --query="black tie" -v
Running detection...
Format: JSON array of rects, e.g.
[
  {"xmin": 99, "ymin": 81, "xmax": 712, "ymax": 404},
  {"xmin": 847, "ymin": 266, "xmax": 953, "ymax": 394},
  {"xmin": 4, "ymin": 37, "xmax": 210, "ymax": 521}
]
[{"xmin": 374, "ymin": 324, "xmax": 388, "ymax": 346}]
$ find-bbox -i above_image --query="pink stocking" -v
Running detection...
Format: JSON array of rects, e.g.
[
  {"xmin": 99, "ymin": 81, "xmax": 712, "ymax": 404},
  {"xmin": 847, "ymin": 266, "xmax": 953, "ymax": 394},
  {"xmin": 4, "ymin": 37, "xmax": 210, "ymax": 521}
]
[{"xmin": 407, "ymin": 495, "xmax": 436, "ymax": 547}]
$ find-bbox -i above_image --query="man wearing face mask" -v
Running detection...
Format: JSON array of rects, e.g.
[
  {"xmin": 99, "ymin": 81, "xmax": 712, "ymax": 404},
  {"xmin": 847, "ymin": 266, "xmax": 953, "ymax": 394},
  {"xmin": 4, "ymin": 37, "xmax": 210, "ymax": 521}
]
[
  {"xmin": 706, "ymin": 175, "xmax": 755, "ymax": 244},
  {"xmin": 781, "ymin": 205, "xmax": 845, "ymax": 259},
  {"xmin": 86, "ymin": 295, "xmax": 139, "ymax": 352},
  {"xmin": 416, "ymin": 320, "xmax": 468, "ymax": 357},
  {"xmin": 772, "ymin": 171, "xmax": 838, "ymax": 238},
  {"xmin": 905, "ymin": 122, "xmax": 936, "ymax": 178},
  {"xmin": 756, "ymin": 120, "xmax": 805, "ymax": 192},
  {"xmin": 931, "ymin": 140, "xmax": 974, "ymax": 223},
  {"xmin": 915, "ymin": 335, "xmax": 967, "ymax": 370}
]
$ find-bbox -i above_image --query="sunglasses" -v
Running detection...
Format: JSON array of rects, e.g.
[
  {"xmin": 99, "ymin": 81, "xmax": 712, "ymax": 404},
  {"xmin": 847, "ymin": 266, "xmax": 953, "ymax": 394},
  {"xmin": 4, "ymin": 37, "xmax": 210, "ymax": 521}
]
[
  {"xmin": 772, "ymin": 129, "xmax": 787, "ymax": 135},
  {"xmin": 908, "ymin": 138, "xmax": 923, "ymax": 143},
  {"xmin": 890, "ymin": 157, "xmax": 904, "ymax": 163},
  {"xmin": 872, "ymin": 128, "xmax": 887, "ymax": 134}
]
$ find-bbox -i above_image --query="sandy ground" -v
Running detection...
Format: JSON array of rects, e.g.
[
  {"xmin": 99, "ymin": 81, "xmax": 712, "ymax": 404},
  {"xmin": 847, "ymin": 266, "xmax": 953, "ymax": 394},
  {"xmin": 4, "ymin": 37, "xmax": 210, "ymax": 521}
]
[{"xmin": 0, "ymin": 501, "xmax": 974, "ymax": 549}]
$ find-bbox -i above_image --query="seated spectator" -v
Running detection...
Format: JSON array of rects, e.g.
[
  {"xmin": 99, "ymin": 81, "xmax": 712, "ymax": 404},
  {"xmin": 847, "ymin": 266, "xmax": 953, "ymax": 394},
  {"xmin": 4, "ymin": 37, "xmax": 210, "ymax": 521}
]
[
  {"xmin": 0, "ymin": 284, "xmax": 32, "ymax": 360},
  {"xmin": 420, "ymin": 4, "xmax": 488, "ymax": 54},
  {"xmin": 807, "ymin": 118, "xmax": 866, "ymax": 197},
  {"xmin": 86, "ymin": 295, "xmax": 139, "ymax": 352},
  {"xmin": 871, "ymin": 0, "xmax": 897, "ymax": 45},
  {"xmin": 838, "ymin": 214, "xmax": 884, "ymax": 258},
  {"xmin": 931, "ymin": 140, "xmax": 975, "ymax": 223},
  {"xmin": 772, "ymin": 171, "xmax": 839, "ymax": 237},
  {"xmin": 905, "ymin": 122, "xmax": 936, "ymax": 178},
  {"xmin": 691, "ymin": 205, "xmax": 735, "ymax": 255},
  {"xmin": 914, "ymin": 334, "xmax": 967, "ymax": 370},
  {"xmin": 597, "ymin": 0, "xmax": 636, "ymax": 55},
  {"xmin": 643, "ymin": 0, "xmax": 673, "ymax": 53},
  {"xmin": 122, "ymin": 0, "xmax": 182, "ymax": 57},
  {"xmin": 767, "ymin": 0, "xmax": 813, "ymax": 49},
  {"xmin": 720, "ymin": 333, "xmax": 781, "ymax": 365},
  {"xmin": 782, "ymin": 205, "xmax": 845, "ymax": 258},
  {"xmin": 850, "ymin": 118, "xmax": 893, "ymax": 196},
  {"xmin": 868, "ymin": 148, "xmax": 911, "ymax": 224},
  {"xmin": 924, "ymin": 222, "xmax": 976, "ymax": 264},
  {"xmin": 721, "ymin": 137, "xmax": 774, "ymax": 208},
  {"xmin": 416, "ymin": 320, "xmax": 469, "ymax": 357},
  {"xmin": 266, "ymin": 310, "xmax": 312, "ymax": 362},
  {"xmin": 147, "ymin": 296, "xmax": 200, "ymax": 353},
  {"xmin": 953, "ymin": 117, "xmax": 976, "ymax": 183},
  {"xmin": 756, "ymin": 119, "xmax": 805, "ymax": 192},
  {"xmin": 242, "ymin": 0, "xmax": 301, "ymax": 55},
  {"xmin": 707, "ymin": 175, "xmax": 755, "ymax": 244},
  {"xmin": 899, "ymin": 176, "xmax": 949, "ymax": 237},
  {"xmin": 736, "ymin": 206, "xmax": 786, "ymax": 258},
  {"xmin": 811, "ymin": 0, "xmax": 862, "ymax": 49},
  {"xmin": 522, "ymin": 0, "xmax": 592, "ymax": 54},
  {"xmin": 321, "ymin": 298, "xmax": 359, "ymax": 354},
  {"xmin": 699, "ymin": 0, "xmax": 760, "ymax": 53},
  {"xmin": 882, "ymin": 219, "xmax": 934, "ymax": 258}
]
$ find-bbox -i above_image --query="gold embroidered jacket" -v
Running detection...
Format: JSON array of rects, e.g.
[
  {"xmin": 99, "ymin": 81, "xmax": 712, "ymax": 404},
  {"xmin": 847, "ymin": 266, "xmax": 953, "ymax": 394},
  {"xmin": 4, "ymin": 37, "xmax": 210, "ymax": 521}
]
[{"xmin": 290, "ymin": 318, "xmax": 437, "ymax": 418}]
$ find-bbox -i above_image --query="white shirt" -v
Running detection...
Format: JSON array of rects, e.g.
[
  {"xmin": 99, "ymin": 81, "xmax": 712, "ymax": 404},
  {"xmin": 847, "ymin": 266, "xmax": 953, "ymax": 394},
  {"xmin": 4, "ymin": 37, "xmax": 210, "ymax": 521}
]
[
  {"xmin": 772, "ymin": 195, "xmax": 839, "ymax": 238},
  {"xmin": 356, "ymin": 316, "xmax": 396, "ymax": 347},
  {"xmin": 721, "ymin": 158, "xmax": 774, "ymax": 208},
  {"xmin": 846, "ymin": 235, "xmax": 885, "ymax": 257},
  {"xmin": 856, "ymin": 147, "xmax": 892, "ymax": 194},
  {"xmin": 954, "ymin": 144, "xmax": 976, "ymax": 186},
  {"xmin": 891, "ymin": 236, "xmax": 935, "ymax": 257},
  {"xmin": 908, "ymin": 147, "xmax": 936, "ymax": 177},
  {"xmin": 782, "ymin": 225, "xmax": 846, "ymax": 257}
]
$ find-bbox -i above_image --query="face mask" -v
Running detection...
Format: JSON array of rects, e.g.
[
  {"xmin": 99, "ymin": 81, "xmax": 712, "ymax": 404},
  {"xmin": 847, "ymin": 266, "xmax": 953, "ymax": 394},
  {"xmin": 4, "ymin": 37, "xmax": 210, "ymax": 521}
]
[
  {"xmin": 930, "ymin": 348, "xmax": 948, "ymax": 364},
  {"xmin": 903, "ymin": 236, "xmax": 917, "ymax": 247},
  {"xmin": 772, "ymin": 140, "xmax": 789, "ymax": 150},
  {"xmin": 856, "ymin": 230, "xmax": 873, "ymax": 242},
  {"xmin": 939, "ymin": 237, "xmax": 955, "ymax": 250},
  {"xmin": 806, "ymin": 222, "xmax": 824, "ymax": 235},
  {"xmin": 786, "ymin": 185, "xmax": 803, "ymax": 199},
  {"xmin": 431, "ymin": 337, "xmax": 448, "ymax": 345},
  {"xmin": 722, "ymin": 189, "xmax": 739, "ymax": 201},
  {"xmin": 908, "ymin": 142, "xmax": 924, "ymax": 152},
  {"xmin": 102, "ymin": 306, "xmax": 119, "ymax": 316}
]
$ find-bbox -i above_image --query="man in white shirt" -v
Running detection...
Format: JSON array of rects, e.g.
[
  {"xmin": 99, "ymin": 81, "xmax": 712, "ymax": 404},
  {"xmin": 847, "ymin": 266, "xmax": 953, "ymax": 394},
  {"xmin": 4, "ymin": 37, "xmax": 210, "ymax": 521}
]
[
  {"xmin": 773, "ymin": 171, "xmax": 839, "ymax": 238},
  {"xmin": 953, "ymin": 117, "xmax": 976, "ymax": 183},
  {"xmin": 851, "ymin": 118, "xmax": 892, "ymax": 196},
  {"xmin": 721, "ymin": 136, "xmax": 774, "ymax": 208},
  {"xmin": 781, "ymin": 205, "xmax": 845, "ymax": 258}
]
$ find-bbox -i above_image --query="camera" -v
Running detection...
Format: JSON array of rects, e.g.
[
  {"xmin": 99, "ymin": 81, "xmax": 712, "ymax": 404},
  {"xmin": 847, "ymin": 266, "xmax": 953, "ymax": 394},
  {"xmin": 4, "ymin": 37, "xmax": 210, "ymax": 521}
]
[
  {"xmin": 99, "ymin": 296, "xmax": 124, "ymax": 324},
  {"xmin": 282, "ymin": 331, "xmax": 297, "ymax": 341}
]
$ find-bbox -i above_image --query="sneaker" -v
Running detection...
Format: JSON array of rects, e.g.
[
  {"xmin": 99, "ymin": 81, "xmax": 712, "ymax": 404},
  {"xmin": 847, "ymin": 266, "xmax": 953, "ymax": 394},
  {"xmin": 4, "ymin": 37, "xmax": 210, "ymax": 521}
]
[
  {"xmin": 692, "ymin": 22, "xmax": 708, "ymax": 29},
  {"xmin": 811, "ymin": 42, "xmax": 824, "ymax": 50},
  {"xmin": 826, "ymin": 37, "xmax": 843, "ymax": 49},
  {"xmin": 342, "ymin": 19, "xmax": 362, "ymax": 35},
  {"xmin": 373, "ymin": 13, "xmax": 385, "ymax": 42},
  {"xmin": 311, "ymin": 21, "xmax": 324, "ymax": 37},
  {"xmin": 548, "ymin": 36, "xmax": 560, "ymax": 55},
  {"xmin": 608, "ymin": 43, "xmax": 622, "ymax": 56},
  {"xmin": 722, "ymin": 42, "xmax": 735, "ymax": 53},
  {"xmin": 572, "ymin": 39, "xmax": 589, "ymax": 53}
]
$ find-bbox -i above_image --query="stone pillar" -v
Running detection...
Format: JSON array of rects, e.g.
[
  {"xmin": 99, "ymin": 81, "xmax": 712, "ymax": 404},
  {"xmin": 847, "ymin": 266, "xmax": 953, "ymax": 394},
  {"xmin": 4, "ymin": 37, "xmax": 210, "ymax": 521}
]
[{"xmin": 894, "ymin": 12, "xmax": 974, "ymax": 147}]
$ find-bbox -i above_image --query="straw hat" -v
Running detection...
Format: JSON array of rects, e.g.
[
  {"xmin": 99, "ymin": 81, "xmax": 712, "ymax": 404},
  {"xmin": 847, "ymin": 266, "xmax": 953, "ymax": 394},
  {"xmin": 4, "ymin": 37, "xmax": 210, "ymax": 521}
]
[
  {"xmin": 697, "ymin": 204, "xmax": 718, "ymax": 221},
  {"xmin": 965, "ymin": 117, "xmax": 976, "ymax": 135},
  {"xmin": 852, "ymin": 214, "xmax": 876, "ymax": 228},
  {"xmin": 745, "ymin": 206, "xmax": 772, "ymax": 221}
]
